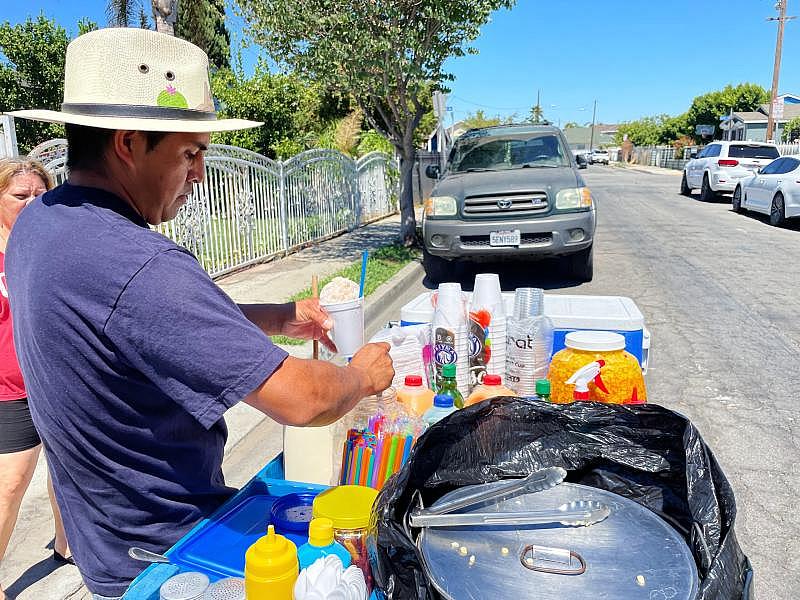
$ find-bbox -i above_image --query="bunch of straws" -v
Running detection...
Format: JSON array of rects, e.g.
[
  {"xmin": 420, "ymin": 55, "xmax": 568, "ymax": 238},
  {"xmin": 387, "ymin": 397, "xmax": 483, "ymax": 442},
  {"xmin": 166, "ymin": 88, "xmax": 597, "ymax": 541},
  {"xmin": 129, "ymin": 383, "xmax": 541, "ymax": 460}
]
[{"xmin": 339, "ymin": 414, "xmax": 423, "ymax": 488}]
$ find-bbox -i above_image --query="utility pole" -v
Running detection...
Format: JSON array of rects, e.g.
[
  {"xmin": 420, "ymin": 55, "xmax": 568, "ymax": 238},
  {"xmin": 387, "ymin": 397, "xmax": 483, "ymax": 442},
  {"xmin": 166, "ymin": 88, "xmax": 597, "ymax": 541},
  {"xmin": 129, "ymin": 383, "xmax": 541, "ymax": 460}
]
[
  {"xmin": 588, "ymin": 100, "xmax": 597, "ymax": 151},
  {"xmin": 766, "ymin": 0, "xmax": 796, "ymax": 142}
]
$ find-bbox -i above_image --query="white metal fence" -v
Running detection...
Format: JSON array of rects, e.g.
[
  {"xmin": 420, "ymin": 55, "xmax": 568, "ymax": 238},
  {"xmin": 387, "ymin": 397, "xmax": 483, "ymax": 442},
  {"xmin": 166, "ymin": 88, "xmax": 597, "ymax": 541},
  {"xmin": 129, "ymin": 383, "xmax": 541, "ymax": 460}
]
[
  {"xmin": 610, "ymin": 142, "xmax": 800, "ymax": 171},
  {"xmin": 28, "ymin": 140, "xmax": 399, "ymax": 278}
]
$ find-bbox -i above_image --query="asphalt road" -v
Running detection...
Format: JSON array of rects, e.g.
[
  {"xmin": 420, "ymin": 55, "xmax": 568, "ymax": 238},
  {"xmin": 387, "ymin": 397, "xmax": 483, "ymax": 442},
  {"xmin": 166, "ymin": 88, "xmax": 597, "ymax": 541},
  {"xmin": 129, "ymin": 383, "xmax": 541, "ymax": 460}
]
[{"xmin": 437, "ymin": 164, "xmax": 798, "ymax": 600}]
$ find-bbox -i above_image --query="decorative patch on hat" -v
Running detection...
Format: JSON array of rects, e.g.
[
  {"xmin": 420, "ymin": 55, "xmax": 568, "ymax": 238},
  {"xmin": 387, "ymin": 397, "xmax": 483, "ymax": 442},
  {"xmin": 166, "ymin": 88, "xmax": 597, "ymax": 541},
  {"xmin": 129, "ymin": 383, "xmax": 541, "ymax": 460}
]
[{"xmin": 157, "ymin": 84, "xmax": 188, "ymax": 109}]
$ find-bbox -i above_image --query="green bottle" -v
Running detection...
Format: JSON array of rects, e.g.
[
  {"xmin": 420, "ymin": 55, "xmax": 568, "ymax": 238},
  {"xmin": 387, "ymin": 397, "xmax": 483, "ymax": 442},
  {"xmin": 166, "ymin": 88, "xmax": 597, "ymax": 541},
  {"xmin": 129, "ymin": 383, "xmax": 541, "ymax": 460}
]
[
  {"xmin": 439, "ymin": 363, "xmax": 465, "ymax": 409},
  {"xmin": 535, "ymin": 379, "xmax": 551, "ymax": 402}
]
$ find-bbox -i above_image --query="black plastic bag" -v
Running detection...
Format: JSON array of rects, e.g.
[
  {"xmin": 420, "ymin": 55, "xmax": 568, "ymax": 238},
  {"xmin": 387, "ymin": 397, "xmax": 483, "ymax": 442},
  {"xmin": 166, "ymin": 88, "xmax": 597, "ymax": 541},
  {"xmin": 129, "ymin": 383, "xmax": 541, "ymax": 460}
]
[{"xmin": 372, "ymin": 399, "xmax": 752, "ymax": 599}]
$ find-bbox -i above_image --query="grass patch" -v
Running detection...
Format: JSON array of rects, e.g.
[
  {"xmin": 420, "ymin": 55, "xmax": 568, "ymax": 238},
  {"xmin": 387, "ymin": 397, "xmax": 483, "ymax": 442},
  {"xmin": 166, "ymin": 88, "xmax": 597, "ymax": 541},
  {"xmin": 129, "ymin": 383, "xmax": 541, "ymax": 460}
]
[{"xmin": 272, "ymin": 243, "xmax": 420, "ymax": 345}]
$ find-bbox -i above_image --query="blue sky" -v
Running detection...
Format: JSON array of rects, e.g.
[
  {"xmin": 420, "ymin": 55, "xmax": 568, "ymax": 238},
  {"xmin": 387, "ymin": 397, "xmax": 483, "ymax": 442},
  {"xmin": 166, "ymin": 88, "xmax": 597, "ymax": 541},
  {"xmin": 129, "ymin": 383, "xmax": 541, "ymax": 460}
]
[{"xmin": 4, "ymin": 1, "xmax": 799, "ymax": 126}]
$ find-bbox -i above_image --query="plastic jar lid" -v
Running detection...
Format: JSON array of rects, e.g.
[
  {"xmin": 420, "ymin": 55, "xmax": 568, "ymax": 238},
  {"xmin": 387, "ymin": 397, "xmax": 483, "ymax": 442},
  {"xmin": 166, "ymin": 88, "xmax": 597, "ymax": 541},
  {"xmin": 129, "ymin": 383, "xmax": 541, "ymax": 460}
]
[
  {"xmin": 483, "ymin": 374, "xmax": 502, "ymax": 386},
  {"xmin": 564, "ymin": 331, "xmax": 625, "ymax": 352},
  {"xmin": 312, "ymin": 485, "xmax": 379, "ymax": 530},
  {"xmin": 270, "ymin": 492, "xmax": 317, "ymax": 533},
  {"xmin": 404, "ymin": 375, "xmax": 423, "ymax": 386}
]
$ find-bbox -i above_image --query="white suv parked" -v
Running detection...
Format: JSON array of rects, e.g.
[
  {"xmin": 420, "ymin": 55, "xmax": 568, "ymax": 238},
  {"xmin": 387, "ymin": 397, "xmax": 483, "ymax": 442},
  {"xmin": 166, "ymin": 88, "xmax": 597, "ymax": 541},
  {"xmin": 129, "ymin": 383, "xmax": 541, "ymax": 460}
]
[
  {"xmin": 590, "ymin": 149, "xmax": 609, "ymax": 164},
  {"xmin": 681, "ymin": 141, "xmax": 779, "ymax": 201}
]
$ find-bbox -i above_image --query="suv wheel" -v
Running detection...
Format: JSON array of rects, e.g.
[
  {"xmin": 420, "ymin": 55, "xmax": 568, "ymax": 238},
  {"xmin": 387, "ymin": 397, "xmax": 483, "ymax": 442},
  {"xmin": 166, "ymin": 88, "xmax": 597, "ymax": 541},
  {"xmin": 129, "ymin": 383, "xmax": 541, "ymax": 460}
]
[
  {"xmin": 422, "ymin": 248, "xmax": 451, "ymax": 284},
  {"xmin": 700, "ymin": 174, "xmax": 716, "ymax": 202},
  {"xmin": 567, "ymin": 245, "xmax": 593, "ymax": 282},
  {"xmin": 680, "ymin": 172, "xmax": 691, "ymax": 196},
  {"xmin": 732, "ymin": 186, "xmax": 744, "ymax": 213},
  {"xmin": 770, "ymin": 193, "xmax": 786, "ymax": 227}
]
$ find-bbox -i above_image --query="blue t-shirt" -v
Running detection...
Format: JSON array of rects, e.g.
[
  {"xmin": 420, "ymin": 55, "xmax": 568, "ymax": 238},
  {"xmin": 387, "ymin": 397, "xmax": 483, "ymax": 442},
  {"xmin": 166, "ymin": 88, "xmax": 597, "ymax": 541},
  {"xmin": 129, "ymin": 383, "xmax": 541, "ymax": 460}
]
[{"xmin": 6, "ymin": 183, "xmax": 289, "ymax": 597}]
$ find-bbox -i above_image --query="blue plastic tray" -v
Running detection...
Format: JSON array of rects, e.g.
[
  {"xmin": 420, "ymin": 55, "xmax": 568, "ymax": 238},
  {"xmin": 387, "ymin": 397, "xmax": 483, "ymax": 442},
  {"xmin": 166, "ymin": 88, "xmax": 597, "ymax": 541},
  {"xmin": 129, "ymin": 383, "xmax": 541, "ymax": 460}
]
[{"xmin": 125, "ymin": 455, "xmax": 326, "ymax": 598}]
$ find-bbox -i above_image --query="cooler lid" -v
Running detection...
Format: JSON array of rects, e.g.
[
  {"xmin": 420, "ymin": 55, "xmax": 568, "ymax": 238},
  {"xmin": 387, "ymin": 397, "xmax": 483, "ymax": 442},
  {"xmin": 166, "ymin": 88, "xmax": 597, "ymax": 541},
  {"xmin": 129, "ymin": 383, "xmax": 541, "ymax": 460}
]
[{"xmin": 542, "ymin": 295, "xmax": 644, "ymax": 331}]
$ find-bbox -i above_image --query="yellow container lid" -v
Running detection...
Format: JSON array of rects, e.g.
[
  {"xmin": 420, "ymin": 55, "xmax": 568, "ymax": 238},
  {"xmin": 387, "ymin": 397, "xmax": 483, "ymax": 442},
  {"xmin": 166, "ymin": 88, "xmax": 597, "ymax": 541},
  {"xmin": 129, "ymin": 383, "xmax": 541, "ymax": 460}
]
[
  {"xmin": 312, "ymin": 485, "xmax": 378, "ymax": 530},
  {"xmin": 308, "ymin": 517, "xmax": 335, "ymax": 547}
]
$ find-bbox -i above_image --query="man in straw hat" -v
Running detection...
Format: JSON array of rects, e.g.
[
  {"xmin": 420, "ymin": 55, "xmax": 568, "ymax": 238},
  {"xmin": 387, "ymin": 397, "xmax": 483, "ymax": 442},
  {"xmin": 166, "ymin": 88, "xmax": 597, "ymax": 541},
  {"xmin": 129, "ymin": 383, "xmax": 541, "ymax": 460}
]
[{"xmin": 5, "ymin": 28, "xmax": 393, "ymax": 599}]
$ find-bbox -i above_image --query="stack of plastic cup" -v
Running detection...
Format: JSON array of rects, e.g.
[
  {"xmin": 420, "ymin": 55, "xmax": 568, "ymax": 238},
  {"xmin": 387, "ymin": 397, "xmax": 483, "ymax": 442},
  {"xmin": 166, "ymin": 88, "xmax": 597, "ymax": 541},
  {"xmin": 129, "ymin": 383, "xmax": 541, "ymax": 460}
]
[
  {"xmin": 471, "ymin": 273, "xmax": 507, "ymax": 384},
  {"xmin": 432, "ymin": 283, "xmax": 470, "ymax": 396},
  {"xmin": 505, "ymin": 288, "xmax": 553, "ymax": 397}
]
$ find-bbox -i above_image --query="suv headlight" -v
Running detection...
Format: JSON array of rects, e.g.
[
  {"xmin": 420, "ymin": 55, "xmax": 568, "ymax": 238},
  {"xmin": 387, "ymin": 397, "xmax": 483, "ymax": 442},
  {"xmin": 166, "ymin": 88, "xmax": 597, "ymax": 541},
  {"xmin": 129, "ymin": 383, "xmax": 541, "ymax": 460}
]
[
  {"xmin": 555, "ymin": 187, "xmax": 593, "ymax": 210},
  {"xmin": 424, "ymin": 195, "xmax": 458, "ymax": 217}
]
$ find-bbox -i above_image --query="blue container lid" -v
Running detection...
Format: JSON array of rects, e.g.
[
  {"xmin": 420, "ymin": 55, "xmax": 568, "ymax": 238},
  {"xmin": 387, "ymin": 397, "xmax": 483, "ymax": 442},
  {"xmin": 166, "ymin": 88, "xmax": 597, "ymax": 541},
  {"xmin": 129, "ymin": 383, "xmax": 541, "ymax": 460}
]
[{"xmin": 270, "ymin": 492, "xmax": 317, "ymax": 533}]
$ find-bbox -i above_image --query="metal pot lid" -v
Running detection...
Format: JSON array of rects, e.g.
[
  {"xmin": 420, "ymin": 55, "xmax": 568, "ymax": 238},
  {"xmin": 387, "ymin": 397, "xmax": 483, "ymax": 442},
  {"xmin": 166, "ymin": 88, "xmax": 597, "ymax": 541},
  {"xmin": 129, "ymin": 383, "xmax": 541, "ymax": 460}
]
[{"xmin": 417, "ymin": 481, "xmax": 698, "ymax": 600}]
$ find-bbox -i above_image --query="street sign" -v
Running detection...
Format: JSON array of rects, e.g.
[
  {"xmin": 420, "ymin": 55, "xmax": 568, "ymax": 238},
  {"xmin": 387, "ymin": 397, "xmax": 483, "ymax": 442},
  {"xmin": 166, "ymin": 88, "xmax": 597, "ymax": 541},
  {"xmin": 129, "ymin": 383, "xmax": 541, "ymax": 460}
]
[
  {"xmin": 695, "ymin": 124, "xmax": 715, "ymax": 136},
  {"xmin": 772, "ymin": 98, "xmax": 784, "ymax": 119}
]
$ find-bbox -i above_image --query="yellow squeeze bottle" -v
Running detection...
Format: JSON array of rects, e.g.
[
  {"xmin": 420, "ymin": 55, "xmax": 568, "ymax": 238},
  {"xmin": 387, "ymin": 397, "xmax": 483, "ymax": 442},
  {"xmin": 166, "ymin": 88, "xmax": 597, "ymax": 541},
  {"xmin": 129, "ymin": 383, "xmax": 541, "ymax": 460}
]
[{"xmin": 244, "ymin": 525, "xmax": 298, "ymax": 599}]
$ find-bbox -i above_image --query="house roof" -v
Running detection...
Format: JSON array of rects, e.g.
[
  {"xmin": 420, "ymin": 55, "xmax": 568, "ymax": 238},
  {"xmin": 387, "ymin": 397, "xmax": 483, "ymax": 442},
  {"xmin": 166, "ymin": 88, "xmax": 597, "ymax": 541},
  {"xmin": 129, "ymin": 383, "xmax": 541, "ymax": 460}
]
[
  {"xmin": 733, "ymin": 111, "xmax": 769, "ymax": 123},
  {"xmin": 756, "ymin": 103, "xmax": 800, "ymax": 119}
]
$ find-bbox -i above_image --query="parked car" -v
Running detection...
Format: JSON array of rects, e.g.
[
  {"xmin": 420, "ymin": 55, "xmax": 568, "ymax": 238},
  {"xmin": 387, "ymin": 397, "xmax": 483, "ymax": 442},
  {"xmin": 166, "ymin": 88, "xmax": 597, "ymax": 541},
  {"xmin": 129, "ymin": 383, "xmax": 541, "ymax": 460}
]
[
  {"xmin": 572, "ymin": 149, "xmax": 592, "ymax": 169},
  {"xmin": 572, "ymin": 148, "xmax": 590, "ymax": 169},
  {"xmin": 590, "ymin": 149, "xmax": 610, "ymax": 164},
  {"xmin": 681, "ymin": 141, "xmax": 779, "ymax": 201},
  {"xmin": 732, "ymin": 154, "xmax": 800, "ymax": 227},
  {"xmin": 422, "ymin": 124, "xmax": 596, "ymax": 282}
]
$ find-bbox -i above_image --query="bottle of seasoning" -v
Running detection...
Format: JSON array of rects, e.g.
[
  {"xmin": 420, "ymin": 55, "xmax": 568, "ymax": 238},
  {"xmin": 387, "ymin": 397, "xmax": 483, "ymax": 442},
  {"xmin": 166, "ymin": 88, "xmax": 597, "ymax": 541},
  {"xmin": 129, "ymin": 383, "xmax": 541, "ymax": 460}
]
[
  {"xmin": 396, "ymin": 375, "xmax": 436, "ymax": 417},
  {"xmin": 535, "ymin": 379, "xmax": 551, "ymax": 402},
  {"xmin": 297, "ymin": 518, "xmax": 352, "ymax": 570},
  {"xmin": 244, "ymin": 525, "xmax": 298, "ymax": 599},
  {"xmin": 438, "ymin": 363, "xmax": 464, "ymax": 408},
  {"xmin": 465, "ymin": 374, "xmax": 518, "ymax": 407},
  {"xmin": 423, "ymin": 394, "xmax": 458, "ymax": 426}
]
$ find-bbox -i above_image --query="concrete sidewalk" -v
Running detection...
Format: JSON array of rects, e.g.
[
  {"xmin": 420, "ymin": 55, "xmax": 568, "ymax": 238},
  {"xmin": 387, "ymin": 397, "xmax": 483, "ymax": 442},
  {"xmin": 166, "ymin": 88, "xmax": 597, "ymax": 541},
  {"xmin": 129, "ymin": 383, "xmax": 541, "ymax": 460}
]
[
  {"xmin": 610, "ymin": 162, "xmax": 682, "ymax": 176},
  {"xmin": 0, "ymin": 213, "xmax": 415, "ymax": 599}
]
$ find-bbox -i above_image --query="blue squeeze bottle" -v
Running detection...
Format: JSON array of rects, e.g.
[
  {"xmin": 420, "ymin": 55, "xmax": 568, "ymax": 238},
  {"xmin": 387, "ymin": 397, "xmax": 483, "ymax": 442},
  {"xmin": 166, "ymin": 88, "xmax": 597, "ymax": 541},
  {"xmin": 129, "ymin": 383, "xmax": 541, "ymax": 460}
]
[{"xmin": 297, "ymin": 517, "xmax": 352, "ymax": 570}]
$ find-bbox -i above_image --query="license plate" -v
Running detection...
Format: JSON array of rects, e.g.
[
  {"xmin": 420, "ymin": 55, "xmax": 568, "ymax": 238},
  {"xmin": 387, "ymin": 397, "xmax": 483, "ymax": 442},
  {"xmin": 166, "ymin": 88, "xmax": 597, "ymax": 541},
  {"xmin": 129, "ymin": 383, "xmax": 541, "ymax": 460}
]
[{"xmin": 490, "ymin": 230, "xmax": 521, "ymax": 246}]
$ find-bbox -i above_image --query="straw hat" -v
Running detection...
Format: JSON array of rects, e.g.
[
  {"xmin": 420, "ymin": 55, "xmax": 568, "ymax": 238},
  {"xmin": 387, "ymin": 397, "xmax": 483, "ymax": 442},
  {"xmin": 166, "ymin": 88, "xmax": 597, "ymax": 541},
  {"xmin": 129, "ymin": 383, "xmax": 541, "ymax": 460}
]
[{"xmin": 10, "ymin": 28, "xmax": 261, "ymax": 133}]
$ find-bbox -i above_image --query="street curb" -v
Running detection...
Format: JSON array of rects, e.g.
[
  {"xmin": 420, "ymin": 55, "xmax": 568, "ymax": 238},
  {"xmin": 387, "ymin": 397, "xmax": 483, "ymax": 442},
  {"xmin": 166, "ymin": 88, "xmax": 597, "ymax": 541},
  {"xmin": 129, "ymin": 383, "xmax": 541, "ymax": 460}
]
[{"xmin": 364, "ymin": 259, "xmax": 424, "ymax": 330}]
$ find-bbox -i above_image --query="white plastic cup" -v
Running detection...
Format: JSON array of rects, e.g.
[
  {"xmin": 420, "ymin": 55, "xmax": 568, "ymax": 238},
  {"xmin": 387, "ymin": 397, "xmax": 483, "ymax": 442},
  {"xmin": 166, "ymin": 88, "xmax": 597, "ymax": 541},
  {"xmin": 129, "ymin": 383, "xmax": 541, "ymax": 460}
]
[
  {"xmin": 472, "ymin": 273, "xmax": 504, "ymax": 315},
  {"xmin": 322, "ymin": 297, "xmax": 365, "ymax": 357}
]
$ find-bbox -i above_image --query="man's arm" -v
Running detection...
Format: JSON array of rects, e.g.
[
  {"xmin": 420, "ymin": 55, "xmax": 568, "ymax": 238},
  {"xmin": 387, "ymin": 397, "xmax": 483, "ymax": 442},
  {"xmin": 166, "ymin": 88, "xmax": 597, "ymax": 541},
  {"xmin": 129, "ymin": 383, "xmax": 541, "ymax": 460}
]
[
  {"xmin": 239, "ymin": 299, "xmax": 336, "ymax": 351},
  {"xmin": 244, "ymin": 342, "xmax": 393, "ymax": 426}
]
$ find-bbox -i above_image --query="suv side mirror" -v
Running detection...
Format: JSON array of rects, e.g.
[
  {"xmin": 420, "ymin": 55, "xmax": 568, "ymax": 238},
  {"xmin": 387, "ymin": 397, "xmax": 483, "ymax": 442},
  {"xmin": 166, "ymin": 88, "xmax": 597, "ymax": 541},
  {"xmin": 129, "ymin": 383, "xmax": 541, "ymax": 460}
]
[
  {"xmin": 425, "ymin": 164, "xmax": 441, "ymax": 179},
  {"xmin": 689, "ymin": 151, "xmax": 698, "ymax": 159}
]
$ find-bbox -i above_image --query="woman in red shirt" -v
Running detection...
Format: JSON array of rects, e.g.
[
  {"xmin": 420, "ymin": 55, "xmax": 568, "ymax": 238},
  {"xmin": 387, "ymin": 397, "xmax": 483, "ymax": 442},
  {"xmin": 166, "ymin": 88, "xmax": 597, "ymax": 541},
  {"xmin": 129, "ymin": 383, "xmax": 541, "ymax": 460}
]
[{"xmin": 0, "ymin": 158, "xmax": 70, "ymax": 599}]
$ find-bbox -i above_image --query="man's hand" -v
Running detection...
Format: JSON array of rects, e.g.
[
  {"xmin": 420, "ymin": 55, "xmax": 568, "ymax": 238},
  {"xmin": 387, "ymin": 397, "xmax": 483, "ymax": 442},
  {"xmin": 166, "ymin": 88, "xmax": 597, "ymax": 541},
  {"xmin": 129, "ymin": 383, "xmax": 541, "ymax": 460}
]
[
  {"xmin": 280, "ymin": 298, "xmax": 337, "ymax": 352},
  {"xmin": 348, "ymin": 342, "xmax": 394, "ymax": 397}
]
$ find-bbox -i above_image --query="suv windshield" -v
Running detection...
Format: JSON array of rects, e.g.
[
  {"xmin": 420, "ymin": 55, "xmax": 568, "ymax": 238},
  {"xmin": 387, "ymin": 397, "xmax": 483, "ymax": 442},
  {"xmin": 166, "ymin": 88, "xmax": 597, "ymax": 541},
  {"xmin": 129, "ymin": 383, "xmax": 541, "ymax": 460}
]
[
  {"xmin": 449, "ymin": 132, "xmax": 569, "ymax": 172},
  {"xmin": 728, "ymin": 145, "xmax": 779, "ymax": 159}
]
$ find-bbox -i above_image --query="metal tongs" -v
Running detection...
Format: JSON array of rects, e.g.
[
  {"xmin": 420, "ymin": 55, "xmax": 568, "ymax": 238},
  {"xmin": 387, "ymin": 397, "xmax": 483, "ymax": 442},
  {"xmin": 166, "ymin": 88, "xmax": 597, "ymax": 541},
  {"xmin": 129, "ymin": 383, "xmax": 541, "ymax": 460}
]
[{"xmin": 409, "ymin": 466, "xmax": 611, "ymax": 529}]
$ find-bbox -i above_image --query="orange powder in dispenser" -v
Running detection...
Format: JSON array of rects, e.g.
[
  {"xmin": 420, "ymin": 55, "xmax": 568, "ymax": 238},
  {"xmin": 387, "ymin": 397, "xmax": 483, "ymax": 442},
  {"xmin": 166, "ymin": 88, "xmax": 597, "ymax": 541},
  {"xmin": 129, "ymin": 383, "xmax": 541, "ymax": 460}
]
[{"xmin": 548, "ymin": 331, "xmax": 646, "ymax": 405}]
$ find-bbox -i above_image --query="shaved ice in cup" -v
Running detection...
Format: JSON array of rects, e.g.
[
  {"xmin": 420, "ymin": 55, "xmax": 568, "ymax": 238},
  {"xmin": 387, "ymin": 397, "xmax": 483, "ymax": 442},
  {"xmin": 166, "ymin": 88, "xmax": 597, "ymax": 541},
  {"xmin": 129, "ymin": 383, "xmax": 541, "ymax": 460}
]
[{"xmin": 320, "ymin": 278, "xmax": 364, "ymax": 357}]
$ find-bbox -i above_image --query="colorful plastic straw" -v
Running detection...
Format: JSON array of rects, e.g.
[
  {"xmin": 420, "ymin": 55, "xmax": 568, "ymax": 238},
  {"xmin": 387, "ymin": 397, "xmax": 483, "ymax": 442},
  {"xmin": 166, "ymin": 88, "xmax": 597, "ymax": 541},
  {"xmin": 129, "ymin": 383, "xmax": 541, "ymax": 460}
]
[{"xmin": 358, "ymin": 250, "xmax": 368, "ymax": 297}]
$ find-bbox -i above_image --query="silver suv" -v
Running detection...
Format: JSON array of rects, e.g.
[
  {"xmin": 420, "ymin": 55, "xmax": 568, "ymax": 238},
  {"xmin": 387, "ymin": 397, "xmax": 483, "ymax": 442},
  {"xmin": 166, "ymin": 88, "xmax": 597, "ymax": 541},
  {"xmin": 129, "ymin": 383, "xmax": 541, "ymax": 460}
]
[{"xmin": 422, "ymin": 125, "xmax": 596, "ymax": 282}]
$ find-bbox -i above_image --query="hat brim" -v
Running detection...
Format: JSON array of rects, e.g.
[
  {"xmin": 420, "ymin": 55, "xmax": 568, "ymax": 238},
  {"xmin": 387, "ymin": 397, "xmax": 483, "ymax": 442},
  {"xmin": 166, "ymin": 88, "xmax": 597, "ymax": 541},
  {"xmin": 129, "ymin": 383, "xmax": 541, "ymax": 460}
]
[{"xmin": 8, "ymin": 109, "xmax": 262, "ymax": 133}]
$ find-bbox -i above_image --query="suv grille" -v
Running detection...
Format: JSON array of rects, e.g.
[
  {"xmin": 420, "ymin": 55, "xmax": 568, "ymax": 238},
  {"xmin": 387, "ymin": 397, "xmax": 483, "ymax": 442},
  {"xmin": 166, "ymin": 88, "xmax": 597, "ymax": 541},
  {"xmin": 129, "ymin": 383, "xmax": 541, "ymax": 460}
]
[
  {"xmin": 463, "ymin": 191, "xmax": 549, "ymax": 217},
  {"xmin": 461, "ymin": 233, "xmax": 553, "ymax": 247}
]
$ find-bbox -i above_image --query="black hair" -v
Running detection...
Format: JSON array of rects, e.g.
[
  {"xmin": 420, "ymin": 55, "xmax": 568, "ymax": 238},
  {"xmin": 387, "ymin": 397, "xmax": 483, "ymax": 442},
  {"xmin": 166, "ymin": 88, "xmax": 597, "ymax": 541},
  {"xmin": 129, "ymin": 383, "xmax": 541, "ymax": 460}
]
[{"xmin": 65, "ymin": 124, "xmax": 169, "ymax": 171}]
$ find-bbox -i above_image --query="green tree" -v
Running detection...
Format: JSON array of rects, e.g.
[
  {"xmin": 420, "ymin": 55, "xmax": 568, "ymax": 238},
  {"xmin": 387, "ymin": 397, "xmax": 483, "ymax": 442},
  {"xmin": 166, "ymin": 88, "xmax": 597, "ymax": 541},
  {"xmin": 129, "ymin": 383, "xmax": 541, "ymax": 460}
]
[
  {"xmin": 176, "ymin": 0, "xmax": 230, "ymax": 70},
  {"xmin": 237, "ymin": 0, "xmax": 516, "ymax": 244},
  {"xmin": 0, "ymin": 16, "xmax": 69, "ymax": 152},
  {"xmin": 563, "ymin": 121, "xmax": 578, "ymax": 129},
  {"xmin": 106, "ymin": 0, "xmax": 140, "ymax": 27},
  {"xmin": 782, "ymin": 116, "xmax": 800, "ymax": 143},
  {"xmin": 528, "ymin": 103, "xmax": 545, "ymax": 124},
  {"xmin": 614, "ymin": 115, "xmax": 666, "ymax": 147},
  {"xmin": 462, "ymin": 110, "xmax": 502, "ymax": 130},
  {"xmin": 685, "ymin": 83, "xmax": 769, "ymax": 142},
  {"xmin": 210, "ymin": 66, "xmax": 346, "ymax": 158}
]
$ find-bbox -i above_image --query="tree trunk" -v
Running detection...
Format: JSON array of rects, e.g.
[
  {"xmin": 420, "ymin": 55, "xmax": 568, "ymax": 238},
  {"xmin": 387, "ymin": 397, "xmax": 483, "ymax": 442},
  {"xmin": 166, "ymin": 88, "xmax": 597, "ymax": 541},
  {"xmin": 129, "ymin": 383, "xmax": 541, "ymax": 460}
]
[
  {"xmin": 398, "ymin": 145, "xmax": 417, "ymax": 246},
  {"xmin": 152, "ymin": 0, "xmax": 178, "ymax": 35}
]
